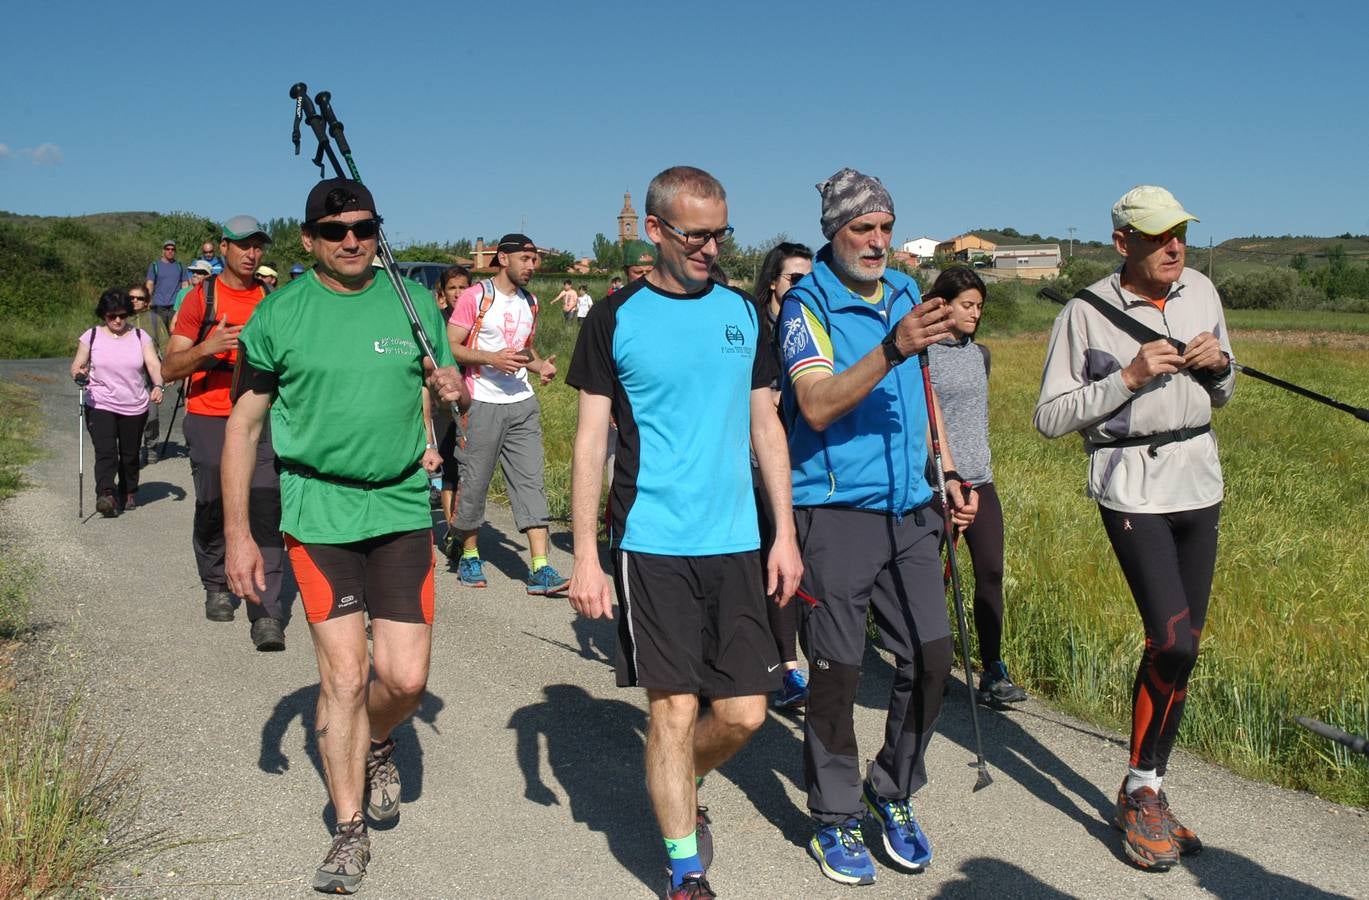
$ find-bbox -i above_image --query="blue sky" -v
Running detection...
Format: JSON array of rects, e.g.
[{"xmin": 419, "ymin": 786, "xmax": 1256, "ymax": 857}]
[{"xmin": 3, "ymin": 1, "xmax": 1367, "ymax": 256}]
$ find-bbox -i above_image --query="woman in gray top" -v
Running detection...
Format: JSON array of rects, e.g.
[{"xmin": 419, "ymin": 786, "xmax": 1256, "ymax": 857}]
[{"xmin": 925, "ymin": 267, "xmax": 1027, "ymax": 706}]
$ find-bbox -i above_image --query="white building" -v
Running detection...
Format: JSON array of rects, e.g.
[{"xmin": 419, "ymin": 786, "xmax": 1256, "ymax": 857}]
[{"xmin": 899, "ymin": 237, "xmax": 942, "ymax": 259}]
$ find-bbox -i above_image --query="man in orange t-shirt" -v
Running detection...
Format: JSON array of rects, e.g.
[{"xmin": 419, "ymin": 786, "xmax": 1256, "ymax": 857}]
[{"xmin": 162, "ymin": 215, "xmax": 288, "ymax": 650}]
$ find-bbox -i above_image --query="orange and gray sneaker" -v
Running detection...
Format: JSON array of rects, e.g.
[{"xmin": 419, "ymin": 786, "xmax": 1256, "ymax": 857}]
[
  {"xmin": 1158, "ymin": 790, "xmax": 1202, "ymax": 856},
  {"xmin": 1113, "ymin": 782, "xmax": 1179, "ymax": 871}
]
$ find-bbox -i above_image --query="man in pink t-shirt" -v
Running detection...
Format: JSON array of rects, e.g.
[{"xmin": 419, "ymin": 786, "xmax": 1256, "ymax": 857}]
[{"xmin": 444, "ymin": 233, "xmax": 568, "ymax": 595}]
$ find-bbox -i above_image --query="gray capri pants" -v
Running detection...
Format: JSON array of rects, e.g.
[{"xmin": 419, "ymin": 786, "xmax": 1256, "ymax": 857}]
[{"xmin": 454, "ymin": 396, "xmax": 551, "ymax": 533}]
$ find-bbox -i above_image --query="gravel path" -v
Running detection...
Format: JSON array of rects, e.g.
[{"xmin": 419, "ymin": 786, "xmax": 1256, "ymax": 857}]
[{"xmin": 2, "ymin": 357, "xmax": 1365, "ymax": 899}]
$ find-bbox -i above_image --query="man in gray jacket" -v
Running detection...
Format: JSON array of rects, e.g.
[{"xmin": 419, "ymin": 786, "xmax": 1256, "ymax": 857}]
[{"xmin": 1034, "ymin": 185, "xmax": 1234, "ymax": 873}]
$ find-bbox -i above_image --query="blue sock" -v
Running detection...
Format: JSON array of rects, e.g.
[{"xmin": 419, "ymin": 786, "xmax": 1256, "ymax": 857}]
[{"xmin": 665, "ymin": 831, "xmax": 701, "ymax": 888}]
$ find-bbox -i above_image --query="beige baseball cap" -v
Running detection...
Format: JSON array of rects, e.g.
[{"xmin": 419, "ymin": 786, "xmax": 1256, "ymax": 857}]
[{"xmin": 1111, "ymin": 185, "xmax": 1199, "ymax": 234}]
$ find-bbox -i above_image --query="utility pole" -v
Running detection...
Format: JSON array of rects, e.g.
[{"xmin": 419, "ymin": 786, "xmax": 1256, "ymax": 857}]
[{"xmin": 1067, "ymin": 226, "xmax": 1076, "ymax": 257}]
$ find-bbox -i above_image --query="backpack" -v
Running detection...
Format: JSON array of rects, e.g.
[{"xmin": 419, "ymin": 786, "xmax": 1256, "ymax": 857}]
[{"xmin": 464, "ymin": 279, "xmax": 538, "ymax": 379}]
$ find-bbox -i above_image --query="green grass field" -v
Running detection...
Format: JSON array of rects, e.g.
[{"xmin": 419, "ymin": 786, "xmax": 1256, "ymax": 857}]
[{"xmin": 526, "ymin": 307, "xmax": 1369, "ymax": 807}]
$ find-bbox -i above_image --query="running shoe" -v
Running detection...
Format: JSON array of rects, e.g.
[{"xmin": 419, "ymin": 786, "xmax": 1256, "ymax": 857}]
[
  {"xmin": 976, "ymin": 660, "xmax": 1028, "ymax": 706},
  {"xmin": 365, "ymin": 738, "xmax": 401, "ymax": 823},
  {"xmin": 1158, "ymin": 789, "xmax": 1203, "ymax": 856},
  {"xmin": 122, "ymin": 492, "xmax": 137, "ymax": 511},
  {"xmin": 96, "ymin": 493, "xmax": 118, "ymax": 518},
  {"xmin": 772, "ymin": 668, "xmax": 809, "ymax": 709},
  {"xmin": 250, "ymin": 617, "xmax": 286, "ymax": 652},
  {"xmin": 663, "ymin": 873, "xmax": 715, "ymax": 899},
  {"xmin": 457, "ymin": 556, "xmax": 487, "ymax": 588},
  {"xmin": 204, "ymin": 590, "xmax": 234, "ymax": 622},
  {"xmin": 808, "ymin": 818, "xmax": 876, "ymax": 886},
  {"xmin": 527, "ymin": 564, "xmax": 570, "ymax": 596},
  {"xmin": 312, "ymin": 814, "xmax": 370, "ymax": 894},
  {"xmin": 1113, "ymin": 782, "xmax": 1179, "ymax": 871},
  {"xmin": 862, "ymin": 783, "xmax": 932, "ymax": 870},
  {"xmin": 696, "ymin": 805, "xmax": 713, "ymax": 871}
]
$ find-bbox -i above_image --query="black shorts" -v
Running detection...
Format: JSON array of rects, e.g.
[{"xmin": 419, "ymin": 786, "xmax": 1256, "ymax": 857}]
[
  {"xmin": 613, "ymin": 549, "xmax": 780, "ymax": 697},
  {"xmin": 286, "ymin": 529, "xmax": 435, "ymax": 625},
  {"xmin": 437, "ymin": 419, "xmax": 460, "ymax": 486}
]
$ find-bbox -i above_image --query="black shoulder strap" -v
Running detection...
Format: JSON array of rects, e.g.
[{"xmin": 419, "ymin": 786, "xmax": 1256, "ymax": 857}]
[
  {"xmin": 978, "ymin": 342, "xmax": 991, "ymax": 378},
  {"xmin": 1076, "ymin": 289, "xmax": 1186, "ymax": 353},
  {"xmin": 85, "ymin": 327, "xmax": 97, "ymax": 366},
  {"xmin": 195, "ymin": 276, "xmax": 218, "ymax": 345}
]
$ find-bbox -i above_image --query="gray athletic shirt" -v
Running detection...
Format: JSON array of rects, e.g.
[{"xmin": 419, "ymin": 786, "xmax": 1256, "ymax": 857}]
[{"xmin": 927, "ymin": 336, "xmax": 992, "ymax": 485}]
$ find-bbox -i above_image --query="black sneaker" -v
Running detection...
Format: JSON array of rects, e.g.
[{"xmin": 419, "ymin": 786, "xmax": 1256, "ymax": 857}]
[
  {"xmin": 977, "ymin": 661, "xmax": 1027, "ymax": 706},
  {"xmin": 312, "ymin": 814, "xmax": 370, "ymax": 894},
  {"xmin": 365, "ymin": 738, "xmax": 401, "ymax": 823},
  {"xmin": 96, "ymin": 493, "xmax": 119, "ymax": 518},
  {"xmin": 204, "ymin": 590, "xmax": 234, "ymax": 622},
  {"xmin": 250, "ymin": 617, "xmax": 285, "ymax": 652}
]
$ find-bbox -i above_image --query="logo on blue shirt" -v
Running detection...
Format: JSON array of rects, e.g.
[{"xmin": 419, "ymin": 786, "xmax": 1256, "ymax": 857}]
[{"xmin": 722, "ymin": 324, "xmax": 752, "ymax": 357}]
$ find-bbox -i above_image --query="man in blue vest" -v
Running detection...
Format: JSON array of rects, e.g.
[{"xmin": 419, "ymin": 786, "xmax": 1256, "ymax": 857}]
[{"xmin": 779, "ymin": 168, "xmax": 977, "ymax": 886}]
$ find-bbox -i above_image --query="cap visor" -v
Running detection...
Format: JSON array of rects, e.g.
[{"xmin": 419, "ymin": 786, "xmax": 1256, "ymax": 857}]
[{"xmin": 1131, "ymin": 210, "xmax": 1198, "ymax": 235}]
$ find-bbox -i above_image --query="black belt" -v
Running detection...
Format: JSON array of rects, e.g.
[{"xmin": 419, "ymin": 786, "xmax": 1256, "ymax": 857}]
[
  {"xmin": 280, "ymin": 460, "xmax": 422, "ymax": 490},
  {"xmin": 1087, "ymin": 424, "xmax": 1211, "ymax": 458}
]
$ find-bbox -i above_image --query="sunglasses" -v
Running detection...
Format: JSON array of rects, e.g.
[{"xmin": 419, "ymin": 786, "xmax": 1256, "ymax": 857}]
[
  {"xmin": 779, "ymin": 272, "xmax": 807, "ymax": 283},
  {"xmin": 128, "ymin": 295, "xmax": 148, "ymax": 302},
  {"xmin": 105, "ymin": 312, "xmax": 131, "ymax": 321},
  {"xmin": 1128, "ymin": 224, "xmax": 1188, "ymax": 245},
  {"xmin": 655, "ymin": 215, "xmax": 734, "ymax": 250},
  {"xmin": 311, "ymin": 218, "xmax": 383, "ymax": 242}
]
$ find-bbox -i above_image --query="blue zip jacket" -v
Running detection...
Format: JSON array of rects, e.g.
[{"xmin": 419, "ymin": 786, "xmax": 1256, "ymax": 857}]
[{"xmin": 779, "ymin": 246, "xmax": 932, "ymax": 515}]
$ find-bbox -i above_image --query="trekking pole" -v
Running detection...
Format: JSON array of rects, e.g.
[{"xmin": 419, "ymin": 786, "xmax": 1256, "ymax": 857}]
[
  {"xmin": 1294, "ymin": 716, "xmax": 1369, "ymax": 757},
  {"xmin": 288, "ymin": 83, "xmax": 464, "ymax": 441},
  {"xmin": 75, "ymin": 375, "xmax": 88, "ymax": 518},
  {"xmin": 161, "ymin": 379, "xmax": 185, "ymax": 459},
  {"xmin": 1038, "ymin": 288, "xmax": 1369, "ymax": 422},
  {"xmin": 918, "ymin": 350, "xmax": 992, "ymax": 792}
]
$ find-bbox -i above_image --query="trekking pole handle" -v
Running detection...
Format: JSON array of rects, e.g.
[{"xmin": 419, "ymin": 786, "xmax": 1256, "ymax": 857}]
[
  {"xmin": 288, "ymin": 83, "xmax": 342, "ymax": 177},
  {"xmin": 314, "ymin": 91, "xmax": 353, "ymax": 158}
]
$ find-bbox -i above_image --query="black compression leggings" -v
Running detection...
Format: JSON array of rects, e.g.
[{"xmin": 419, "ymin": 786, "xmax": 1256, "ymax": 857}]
[
  {"xmin": 1099, "ymin": 503, "xmax": 1220, "ymax": 775},
  {"xmin": 961, "ymin": 481, "xmax": 1006, "ymax": 665}
]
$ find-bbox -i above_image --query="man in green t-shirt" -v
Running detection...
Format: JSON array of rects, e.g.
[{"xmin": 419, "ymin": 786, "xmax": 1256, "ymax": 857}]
[{"xmin": 222, "ymin": 177, "xmax": 466, "ymax": 895}]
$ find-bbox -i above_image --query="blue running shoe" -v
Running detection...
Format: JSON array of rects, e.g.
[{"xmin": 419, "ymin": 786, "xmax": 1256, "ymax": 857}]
[
  {"xmin": 458, "ymin": 556, "xmax": 487, "ymax": 588},
  {"xmin": 808, "ymin": 818, "xmax": 876, "ymax": 886},
  {"xmin": 863, "ymin": 783, "xmax": 932, "ymax": 870},
  {"xmin": 772, "ymin": 667, "xmax": 809, "ymax": 709},
  {"xmin": 527, "ymin": 564, "xmax": 570, "ymax": 596}
]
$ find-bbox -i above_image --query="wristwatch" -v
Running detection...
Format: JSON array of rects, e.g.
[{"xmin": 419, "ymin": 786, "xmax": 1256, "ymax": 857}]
[{"xmin": 881, "ymin": 332, "xmax": 907, "ymax": 366}]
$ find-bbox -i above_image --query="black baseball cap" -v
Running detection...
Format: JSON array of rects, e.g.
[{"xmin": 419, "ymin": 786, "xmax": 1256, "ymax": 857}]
[
  {"xmin": 304, "ymin": 177, "xmax": 379, "ymax": 223},
  {"xmin": 491, "ymin": 233, "xmax": 537, "ymax": 266}
]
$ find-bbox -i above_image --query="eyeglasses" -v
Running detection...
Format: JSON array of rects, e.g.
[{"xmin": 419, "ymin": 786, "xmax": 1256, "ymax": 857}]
[
  {"xmin": 779, "ymin": 272, "xmax": 807, "ymax": 283},
  {"xmin": 655, "ymin": 215, "xmax": 733, "ymax": 250},
  {"xmin": 1127, "ymin": 224, "xmax": 1187, "ymax": 245},
  {"xmin": 105, "ymin": 312, "xmax": 130, "ymax": 321},
  {"xmin": 311, "ymin": 218, "xmax": 383, "ymax": 242},
  {"xmin": 128, "ymin": 295, "xmax": 148, "ymax": 302}
]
